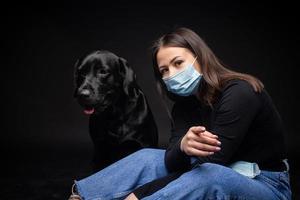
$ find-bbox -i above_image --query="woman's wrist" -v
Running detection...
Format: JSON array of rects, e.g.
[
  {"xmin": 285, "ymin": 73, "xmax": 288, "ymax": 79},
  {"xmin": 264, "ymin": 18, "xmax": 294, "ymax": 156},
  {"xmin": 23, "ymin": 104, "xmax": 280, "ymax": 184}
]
[{"xmin": 180, "ymin": 136, "xmax": 185, "ymax": 153}]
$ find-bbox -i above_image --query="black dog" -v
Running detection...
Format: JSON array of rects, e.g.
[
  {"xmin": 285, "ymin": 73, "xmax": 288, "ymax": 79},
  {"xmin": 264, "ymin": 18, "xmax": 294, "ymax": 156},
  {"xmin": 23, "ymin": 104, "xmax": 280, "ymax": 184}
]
[{"xmin": 74, "ymin": 50, "xmax": 158, "ymax": 170}]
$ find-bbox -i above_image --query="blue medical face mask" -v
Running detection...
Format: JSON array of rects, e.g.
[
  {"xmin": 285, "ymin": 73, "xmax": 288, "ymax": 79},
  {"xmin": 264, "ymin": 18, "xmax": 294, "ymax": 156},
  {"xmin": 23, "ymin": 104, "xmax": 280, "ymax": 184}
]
[{"xmin": 163, "ymin": 57, "xmax": 202, "ymax": 96}]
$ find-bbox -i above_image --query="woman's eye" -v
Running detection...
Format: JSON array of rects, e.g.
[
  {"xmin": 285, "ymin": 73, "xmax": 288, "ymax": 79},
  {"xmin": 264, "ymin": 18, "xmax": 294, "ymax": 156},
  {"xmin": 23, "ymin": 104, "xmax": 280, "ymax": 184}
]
[
  {"xmin": 160, "ymin": 68, "xmax": 168, "ymax": 75},
  {"xmin": 174, "ymin": 60, "xmax": 183, "ymax": 66}
]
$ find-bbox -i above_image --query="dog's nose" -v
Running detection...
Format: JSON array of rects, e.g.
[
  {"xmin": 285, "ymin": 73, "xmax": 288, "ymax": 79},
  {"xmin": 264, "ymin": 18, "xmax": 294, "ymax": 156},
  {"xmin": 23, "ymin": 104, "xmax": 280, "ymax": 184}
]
[{"xmin": 78, "ymin": 89, "xmax": 91, "ymax": 98}]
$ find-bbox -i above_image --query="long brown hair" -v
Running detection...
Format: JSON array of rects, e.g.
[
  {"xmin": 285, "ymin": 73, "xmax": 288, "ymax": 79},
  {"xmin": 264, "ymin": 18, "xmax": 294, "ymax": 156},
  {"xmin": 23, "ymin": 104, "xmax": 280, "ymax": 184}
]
[{"xmin": 151, "ymin": 27, "xmax": 264, "ymax": 107}]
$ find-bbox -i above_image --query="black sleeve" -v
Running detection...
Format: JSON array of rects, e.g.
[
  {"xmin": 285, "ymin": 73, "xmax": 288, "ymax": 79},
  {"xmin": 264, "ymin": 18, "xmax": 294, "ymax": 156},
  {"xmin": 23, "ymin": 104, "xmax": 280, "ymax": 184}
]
[
  {"xmin": 164, "ymin": 100, "xmax": 194, "ymax": 173},
  {"xmin": 165, "ymin": 80, "xmax": 262, "ymax": 171}
]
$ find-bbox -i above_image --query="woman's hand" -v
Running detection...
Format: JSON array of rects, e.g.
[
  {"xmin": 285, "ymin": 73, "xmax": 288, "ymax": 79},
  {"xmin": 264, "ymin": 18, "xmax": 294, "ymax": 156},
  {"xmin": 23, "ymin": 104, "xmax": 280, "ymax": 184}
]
[
  {"xmin": 180, "ymin": 126, "xmax": 221, "ymax": 157},
  {"xmin": 125, "ymin": 193, "xmax": 138, "ymax": 200}
]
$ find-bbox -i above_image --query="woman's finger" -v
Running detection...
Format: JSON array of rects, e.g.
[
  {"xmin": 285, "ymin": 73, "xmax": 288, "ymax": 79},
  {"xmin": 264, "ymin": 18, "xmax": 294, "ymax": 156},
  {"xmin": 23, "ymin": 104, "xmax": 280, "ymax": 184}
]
[
  {"xmin": 192, "ymin": 134, "xmax": 221, "ymax": 146},
  {"xmin": 189, "ymin": 140, "xmax": 221, "ymax": 152},
  {"xmin": 190, "ymin": 126, "xmax": 206, "ymax": 133},
  {"xmin": 185, "ymin": 147, "xmax": 215, "ymax": 157},
  {"xmin": 201, "ymin": 131, "xmax": 218, "ymax": 138}
]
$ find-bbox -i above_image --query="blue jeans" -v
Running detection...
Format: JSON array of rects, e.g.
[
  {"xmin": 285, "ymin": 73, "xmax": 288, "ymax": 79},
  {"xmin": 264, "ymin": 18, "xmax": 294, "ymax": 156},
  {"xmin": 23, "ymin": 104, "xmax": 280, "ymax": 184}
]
[{"xmin": 75, "ymin": 148, "xmax": 291, "ymax": 200}]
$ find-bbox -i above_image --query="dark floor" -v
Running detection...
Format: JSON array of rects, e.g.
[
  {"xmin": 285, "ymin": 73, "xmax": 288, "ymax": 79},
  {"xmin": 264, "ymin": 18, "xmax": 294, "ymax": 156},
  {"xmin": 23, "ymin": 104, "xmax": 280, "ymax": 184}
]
[
  {"xmin": 1, "ymin": 146, "xmax": 94, "ymax": 200},
  {"xmin": 1, "ymin": 146, "xmax": 299, "ymax": 200}
]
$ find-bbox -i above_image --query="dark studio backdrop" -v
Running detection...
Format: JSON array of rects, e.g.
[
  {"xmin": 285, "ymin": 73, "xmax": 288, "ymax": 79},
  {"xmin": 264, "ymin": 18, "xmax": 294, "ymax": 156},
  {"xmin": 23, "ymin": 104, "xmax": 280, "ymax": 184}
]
[{"xmin": 2, "ymin": 1, "xmax": 299, "ymax": 199}]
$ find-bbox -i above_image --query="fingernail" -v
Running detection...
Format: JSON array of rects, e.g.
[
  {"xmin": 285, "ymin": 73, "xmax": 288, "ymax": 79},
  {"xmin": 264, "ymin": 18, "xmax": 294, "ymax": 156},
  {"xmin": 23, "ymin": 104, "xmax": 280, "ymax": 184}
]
[
  {"xmin": 210, "ymin": 152, "xmax": 214, "ymax": 155},
  {"xmin": 217, "ymin": 141, "xmax": 221, "ymax": 145},
  {"xmin": 215, "ymin": 147, "xmax": 221, "ymax": 151}
]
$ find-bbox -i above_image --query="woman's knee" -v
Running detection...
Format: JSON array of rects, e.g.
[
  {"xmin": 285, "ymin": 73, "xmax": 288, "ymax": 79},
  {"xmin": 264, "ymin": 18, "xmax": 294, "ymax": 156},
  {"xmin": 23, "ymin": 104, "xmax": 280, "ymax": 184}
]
[
  {"xmin": 198, "ymin": 163, "xmax": 231, "ymax": 173},
  {"xmin": 129, "ymin": 148, "xmax": 165, "ymax": 164},
  {"xmin": 133, "ymin": 148, "xmax": 164, "ymax": 158},
  {"xmin": 129, "ymin": 148, "xmax": 168, "ymax": 176},
  {"xmin": 188, "ymin": 163, "xmax": 236, "ymax": 183}
]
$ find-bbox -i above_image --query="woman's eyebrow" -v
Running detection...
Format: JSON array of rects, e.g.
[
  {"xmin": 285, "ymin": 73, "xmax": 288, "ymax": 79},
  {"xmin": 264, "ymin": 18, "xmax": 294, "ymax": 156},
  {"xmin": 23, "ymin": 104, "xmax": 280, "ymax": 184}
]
[
  {"xmin": 159, "ymin": 56, "xmax": 180, "ymax": 69},
  {"xmin": 169, "ymin": 56, "xmax": 180, "ymax": 65}
]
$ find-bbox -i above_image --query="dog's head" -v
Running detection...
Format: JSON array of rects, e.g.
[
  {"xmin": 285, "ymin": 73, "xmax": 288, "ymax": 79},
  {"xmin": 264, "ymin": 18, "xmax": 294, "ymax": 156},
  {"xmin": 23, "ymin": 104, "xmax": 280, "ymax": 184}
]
[{"xmin": 73, "ymin": 50, "xmax": 136, "ymax": 115}]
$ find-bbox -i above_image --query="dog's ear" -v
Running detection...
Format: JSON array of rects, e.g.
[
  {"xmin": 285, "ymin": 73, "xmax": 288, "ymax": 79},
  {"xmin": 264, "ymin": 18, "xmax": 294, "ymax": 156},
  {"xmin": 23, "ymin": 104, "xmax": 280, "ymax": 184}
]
[
  {"xmin": 118, "ymin": 57, "xmax": 137, "ymax": 96},
  {"xmin": 73, "ymin": 59, "xmax": 80, "ymax": 98}
]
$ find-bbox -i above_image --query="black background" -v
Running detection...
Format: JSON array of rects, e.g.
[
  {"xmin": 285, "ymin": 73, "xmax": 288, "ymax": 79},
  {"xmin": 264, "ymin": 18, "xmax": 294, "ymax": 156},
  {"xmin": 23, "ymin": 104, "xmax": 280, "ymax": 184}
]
[{"xmin": 2, "ymin": 1, "xmax": 299, "ymax": 199}]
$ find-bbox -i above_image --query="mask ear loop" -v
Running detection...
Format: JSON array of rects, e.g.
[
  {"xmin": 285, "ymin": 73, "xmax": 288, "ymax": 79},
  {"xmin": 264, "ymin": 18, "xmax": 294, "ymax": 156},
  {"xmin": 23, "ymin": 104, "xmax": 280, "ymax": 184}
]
[{"xmin": 191, "ymin": 56, "xmax": 198, "ymax": 66}]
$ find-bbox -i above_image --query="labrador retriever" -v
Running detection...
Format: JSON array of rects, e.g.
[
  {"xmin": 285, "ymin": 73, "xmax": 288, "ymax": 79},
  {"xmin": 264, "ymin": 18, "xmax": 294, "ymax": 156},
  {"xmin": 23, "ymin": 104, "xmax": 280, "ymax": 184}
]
[{"xmin": 73, "ymin": 50, "xmax": 158, "ymax": 170}]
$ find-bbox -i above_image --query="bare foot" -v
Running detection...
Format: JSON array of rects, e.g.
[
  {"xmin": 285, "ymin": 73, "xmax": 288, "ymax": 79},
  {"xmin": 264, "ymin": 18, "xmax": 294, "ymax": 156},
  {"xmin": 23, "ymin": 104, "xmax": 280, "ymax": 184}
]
[{"xmin": 124, "ymin": 193, "xmax": 138, "ymax": 200}]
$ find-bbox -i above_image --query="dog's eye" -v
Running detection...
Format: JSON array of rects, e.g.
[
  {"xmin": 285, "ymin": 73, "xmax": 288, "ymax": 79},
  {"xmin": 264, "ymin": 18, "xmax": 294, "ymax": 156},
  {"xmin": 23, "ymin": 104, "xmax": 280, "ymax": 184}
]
[{"xmin": 98, "ymin": 69, "xmax": 108, "ymax": 75}]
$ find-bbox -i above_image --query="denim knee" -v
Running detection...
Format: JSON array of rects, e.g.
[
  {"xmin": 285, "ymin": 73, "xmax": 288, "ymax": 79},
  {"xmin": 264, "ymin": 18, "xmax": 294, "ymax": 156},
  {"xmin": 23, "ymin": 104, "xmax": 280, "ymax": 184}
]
[
  {"xmin": 134, "ymin": 148, "xmax": 159, "ymax": 156},
  {"xmin": 132, "ymin": 148, "xmax": 164, "ymax": 161},
  {"xmin": 132, "ymin": 148, "xmax": 166, "ymax": 168},
  {"xmin": 192, "ymin": 163, "xmax": 238, "ymax": 184},
  {"xmin": 197, "ymin": 162, "xmax": 230, "ymax": 173}
]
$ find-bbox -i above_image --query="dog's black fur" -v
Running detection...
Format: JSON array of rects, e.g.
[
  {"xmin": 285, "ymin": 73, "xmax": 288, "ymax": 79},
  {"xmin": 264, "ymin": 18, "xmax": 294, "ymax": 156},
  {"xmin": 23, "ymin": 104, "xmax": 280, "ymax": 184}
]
[{"xmin": 74, "ymin": 50, "xmax": 158, "ymax": 170}]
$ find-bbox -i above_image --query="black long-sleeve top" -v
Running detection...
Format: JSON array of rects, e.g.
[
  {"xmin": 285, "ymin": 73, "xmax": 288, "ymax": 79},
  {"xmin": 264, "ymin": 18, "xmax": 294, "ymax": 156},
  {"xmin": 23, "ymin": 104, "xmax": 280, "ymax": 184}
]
[
  {"xmin": 133, "ymin": 79, "xmax": 287, "ymax": 198},
  {"xmin": 165, "ymin": 79, "xmax": 287, "ymax": 172}
]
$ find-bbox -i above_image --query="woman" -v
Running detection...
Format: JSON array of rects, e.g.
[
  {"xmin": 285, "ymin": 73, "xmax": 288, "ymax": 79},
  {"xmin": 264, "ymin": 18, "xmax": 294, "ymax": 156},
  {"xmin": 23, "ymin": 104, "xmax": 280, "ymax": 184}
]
[{"xmin": 68, "ymin": 27, "xmax": 291, "ymax": 200}]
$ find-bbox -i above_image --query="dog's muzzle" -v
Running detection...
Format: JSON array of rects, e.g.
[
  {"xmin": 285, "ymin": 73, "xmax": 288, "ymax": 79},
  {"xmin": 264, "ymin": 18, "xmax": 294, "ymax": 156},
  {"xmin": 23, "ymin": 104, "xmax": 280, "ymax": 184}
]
[{"xmin": 76, "ymin": 89, "xmax": 96, "ymax": 115}]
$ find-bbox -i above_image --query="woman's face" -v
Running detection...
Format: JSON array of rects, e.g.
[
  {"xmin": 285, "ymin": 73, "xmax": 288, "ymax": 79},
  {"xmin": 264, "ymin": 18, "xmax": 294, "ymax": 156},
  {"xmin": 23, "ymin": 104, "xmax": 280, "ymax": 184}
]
[{"xmin": 156, "ymin": 46, "xmax": 201, "ymax": 79}]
